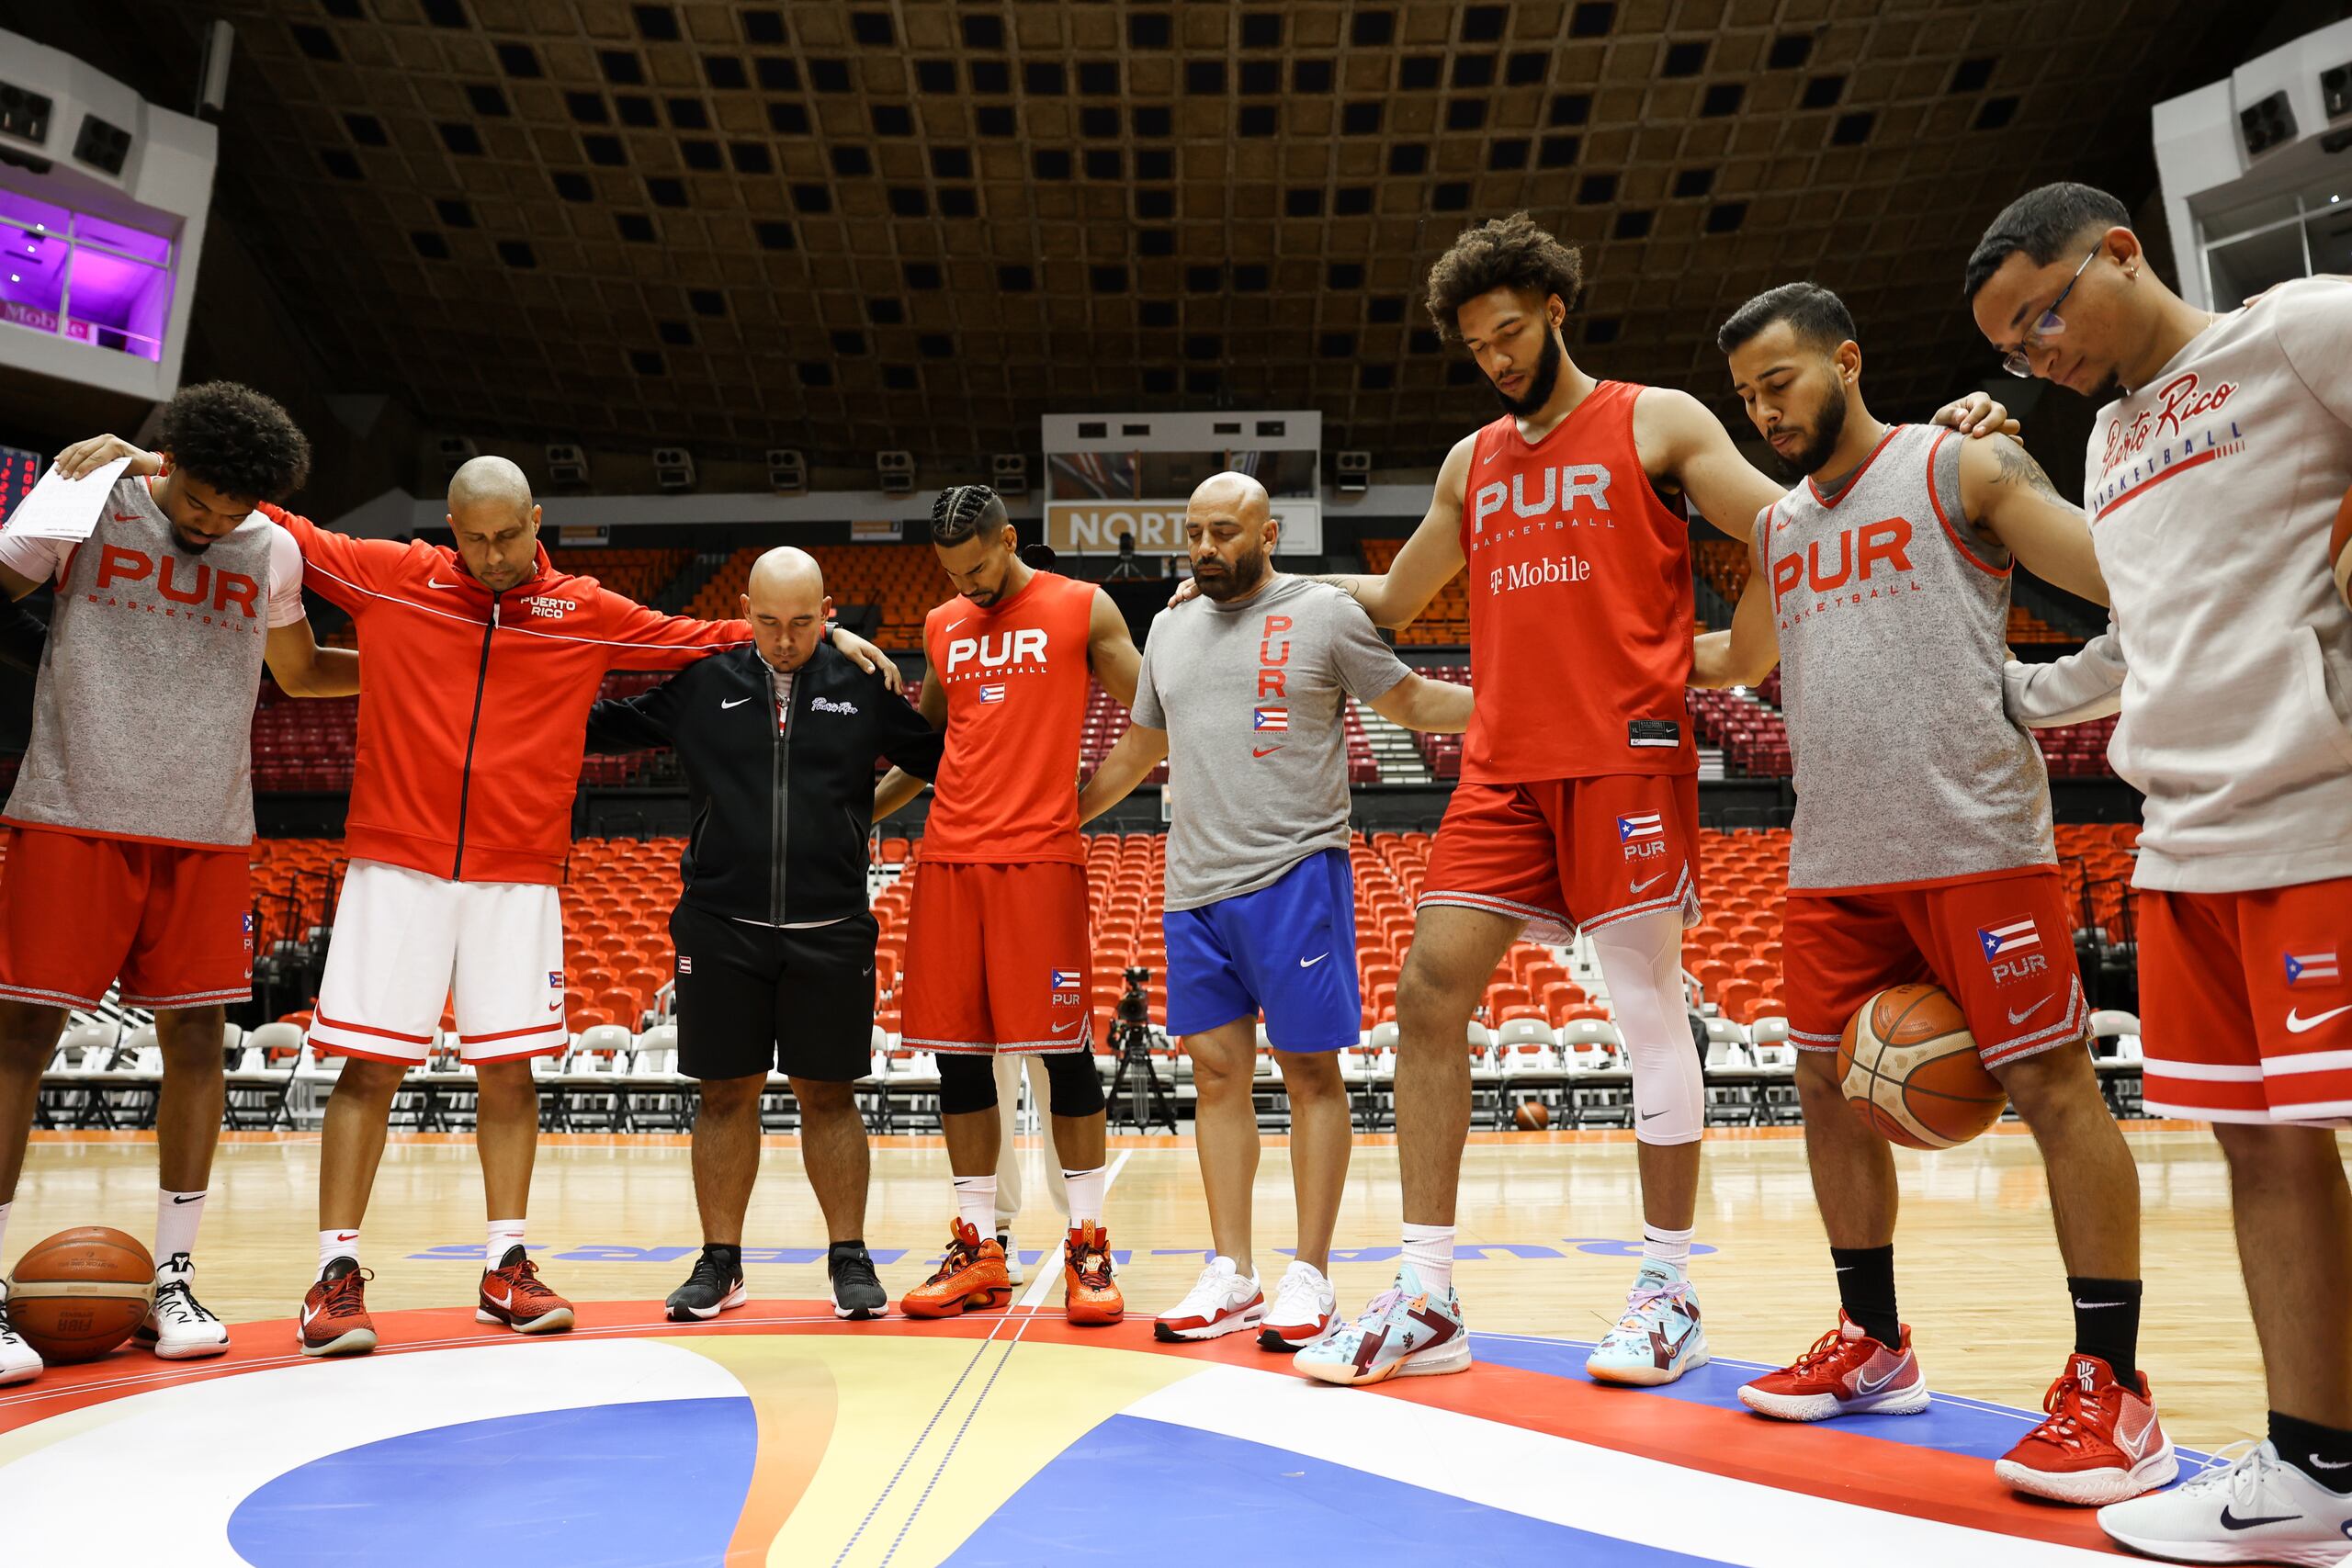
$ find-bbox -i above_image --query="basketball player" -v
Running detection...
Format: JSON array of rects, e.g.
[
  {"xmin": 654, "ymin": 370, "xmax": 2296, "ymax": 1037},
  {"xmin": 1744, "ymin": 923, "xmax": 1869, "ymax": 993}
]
[
  {"xmin": 49, "ymin": 439, "xmax": 896, "ymax": 1358},
  {"xmin": 1077, "ymin": 472, "xmax": 1471, "ymax": 1348},
  {"xmin": 1283, "ymin": 213, "xmax": 2013, "ymax": 1389},
  {"xmin": 0, "ymin": 385, "xmax": 354, "ymax": 1386},
  {"xmin": 873, "ymin": 484, "xmax": 1141, "ymax": 1325},
  {"xmin": 1697, "ymin": 282, "xmax": 2170, "ymax": 1505},
  {"xmin": 1964, "ymin": 182, "xmax": 2352, "ymax": 1562},
  {"xmin": 582, "ymin": 548, "xmax": 943, "ymax": 1323}
]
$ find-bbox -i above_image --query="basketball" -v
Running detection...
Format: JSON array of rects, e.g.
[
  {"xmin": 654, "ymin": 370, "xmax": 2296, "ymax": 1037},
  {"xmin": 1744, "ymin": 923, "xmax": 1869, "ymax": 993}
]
[
  {"xmin": 2331, "ymin": 483, "xmax": 2352, "ymax": 610},
  {"xmin": 1512, "ymin": 1100, "xmax": 1551, "ymax": 1132},
  {"xmin": 1837, "ymin": 983, "xmax": 2009, "ymax": 1150},
  {"xmin": 6, "ymin": 1226, "xmax": 154, "ymax": 1364}
]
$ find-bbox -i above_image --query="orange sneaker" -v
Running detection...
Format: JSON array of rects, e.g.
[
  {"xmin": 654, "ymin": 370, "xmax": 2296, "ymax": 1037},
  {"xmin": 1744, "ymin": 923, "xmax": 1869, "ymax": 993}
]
[
  {"xmin": 478, "ymin": 1246, "xmax": 576, "ymax": 1334},
  {"xmin": 900, "ymin": 1219, "xmax": 1012, "ymax": 1318},
  {"xmin": 1062, "ymin": 1223, "xmax": 1125, "ymax": 1325},
  {"xmin": 299, "ymin": 1258, "xmax": 378, "ymax": 1358},
  {"xmin": 1995, "ymin": 1354, "xmax": 2177, "ymax": 1506}
]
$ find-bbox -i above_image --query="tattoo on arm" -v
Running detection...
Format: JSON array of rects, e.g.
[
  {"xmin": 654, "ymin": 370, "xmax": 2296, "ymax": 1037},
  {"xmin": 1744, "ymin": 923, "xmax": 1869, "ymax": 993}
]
[{"xmin": 1992, "ymin": 440, "xmax": 2065, "ymax": 503}]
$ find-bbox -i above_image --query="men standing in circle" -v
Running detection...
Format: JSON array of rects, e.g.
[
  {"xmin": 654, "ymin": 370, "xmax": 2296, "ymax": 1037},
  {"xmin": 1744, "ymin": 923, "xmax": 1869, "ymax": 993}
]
[
  {"xmin": 0, "ymin": 385, "xmax": 355, "ymax": 1385},
  {"xmin": 584, "ymin": 547, "xmax": 944, "ymax": 1323},
  {"xmin": 1080, "ymin": 472, "xmax": 1472, "ymax": 1349},
  {"xmin": 875, "ymin": 484, "xmax": 1142, "ymax": 1325},
  {"xmin": 1966, "ymin": 182, "xmax": 2352, "ymax": 1561},
  {"xmin": 1698, "ymin": 283, "xmax": 2169, "ymax": 1506}
]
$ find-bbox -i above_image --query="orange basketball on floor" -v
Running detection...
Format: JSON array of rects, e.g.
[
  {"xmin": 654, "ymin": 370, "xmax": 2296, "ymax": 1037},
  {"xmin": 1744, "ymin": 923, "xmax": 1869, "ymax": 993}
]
[
  {"xmin": 2330, "ymin": 482, "xmax": 2352, "ymax": 610},
  {"xmin": 1837, "ymin": 983, "xmax": 2008, "ymax": 1150},
  {"xmin": 1513, "ymin": 1100, "xmax": 1551, "ymax": 1132},
  {"xmin": 7, "ymin": 1226, "xmax": 153, "ymax": 1363}
]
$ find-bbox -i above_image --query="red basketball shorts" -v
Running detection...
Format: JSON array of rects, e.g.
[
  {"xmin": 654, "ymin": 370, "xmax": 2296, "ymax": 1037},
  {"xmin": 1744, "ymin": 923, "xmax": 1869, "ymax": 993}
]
[
  {"xmin": 2136, "ymin": 876, "xmax": 2352, "ymax": 1124},
  {"xmin": 901, "ymin": 861, "xmax": 1092, "ymax": 1054},
  {"xmin": 0, "ymin": 825, "xmax": 252, "ymax": 1011},
  {"xmin": 1782, "ymin": 867, "xmax": 2088, "ymax": 1071},
  {"xmin": 1419, "ymin": 773, "xmax": 1702, "ymax": 943}
]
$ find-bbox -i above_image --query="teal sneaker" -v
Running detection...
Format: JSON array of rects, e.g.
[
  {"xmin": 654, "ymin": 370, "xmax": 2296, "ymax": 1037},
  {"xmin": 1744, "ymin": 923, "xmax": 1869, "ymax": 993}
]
[
  {"xmin": 1584, "ymin": 1260, "xmax": 1709, "ymax": 1386},
  {"xmin": 1291, "ymin": 1265, "xmax": 1471, "ymax": 1386}
]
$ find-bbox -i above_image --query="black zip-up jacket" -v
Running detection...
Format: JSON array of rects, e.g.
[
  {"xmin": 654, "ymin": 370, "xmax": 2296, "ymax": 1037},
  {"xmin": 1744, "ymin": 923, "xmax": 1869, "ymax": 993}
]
[{"xmin": 584, "ymin": 642, "xmax": 944, "ymax": 925}]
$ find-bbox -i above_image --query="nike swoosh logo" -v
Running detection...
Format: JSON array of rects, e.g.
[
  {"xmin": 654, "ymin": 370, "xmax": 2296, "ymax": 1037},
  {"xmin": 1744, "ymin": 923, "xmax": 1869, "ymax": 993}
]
[
  {"xmin": 945, "ymin": 617, "xmax": 968, "ymax": 634},
  {"xmin": 1253, "ymin": 746, "xmax": 1284, "ymax": 757},
  {"xmin": 1639, "ymin": 1109, "xmax": 1666, "ymax": 1121},
  {"xmin": 111, "ymin": 512, "xmax": 141, "ymax": 523},
  {"xmin": 334, "ymin": 1233, "xmax": 357, "ymax": 1241},
  {"xmin": 2007, "ymin": 995, "xmax": 2055, "ymax": 1026},
  {"xmin": 720, "ymin": 697, "xmax": 752, "ymax": 709},
  {"xmin": 2072, "ymin": 1298, "xmax": 2127, "ymax": 1309},
  {"xmin": 2287, "ymin": 1004, "xmax": 2352, "ymax": 1034},
  {"xmin": 485, "ymin": 1287, "xmax": 513, "ymax": 1311},
  {"xmin": 1480, "ymin": 450, "xmax": 1499, "ymax": 466},
  {"xmin": 1299, "ymin": 953, "xmax": 1329, "ymax": 969},
  {"xmin": 2220, "ymin": 1507, "xmax": 2303, "ymax": 1530},
  {"xmin": 171, "ymin": 1194, "xmax": 203, "ymax": 1204},
  {"xmin": 1629, "ymin": 872, "xmax": 1668, "ymax": 895},
  {"xmin": 300, "ymin": 1303, "xmax": 322, "ymax": 1326},
  {"xmin": 427, "ymin": 577, "xmax": 463, "ymax": 590},
  {"xmin": 1051, "ymin": 1020, "xmax": 1082, "ymax": 1034},
  {"xmin": 1852, "ymin": 1364, "xmax": 1907, "ymax": 1396},
  {"xmin": 2311, "ymin": 1456, "xmax": 2352, "ymax": 1471}
]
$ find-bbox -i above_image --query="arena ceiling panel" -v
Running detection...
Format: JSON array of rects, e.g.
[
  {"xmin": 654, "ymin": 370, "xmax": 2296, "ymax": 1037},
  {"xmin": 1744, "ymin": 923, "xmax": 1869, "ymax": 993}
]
[{"xmin": 107, "ymin": 0, "xmax": 2230, "ymax": 466}]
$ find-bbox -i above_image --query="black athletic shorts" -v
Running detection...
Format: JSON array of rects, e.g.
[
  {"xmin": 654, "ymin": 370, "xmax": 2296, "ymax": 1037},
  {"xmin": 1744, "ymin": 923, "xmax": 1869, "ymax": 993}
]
[{"xmin": 669, "ymin": 900, "xmax": 877, "ymax": 1082}]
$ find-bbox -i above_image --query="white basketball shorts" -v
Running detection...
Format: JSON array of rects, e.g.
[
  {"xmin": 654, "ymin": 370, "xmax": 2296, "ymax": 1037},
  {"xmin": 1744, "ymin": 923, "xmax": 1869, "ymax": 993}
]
[{"xmin": 308, "ymin": 859, "xmax": 570, "ymax": 1066}]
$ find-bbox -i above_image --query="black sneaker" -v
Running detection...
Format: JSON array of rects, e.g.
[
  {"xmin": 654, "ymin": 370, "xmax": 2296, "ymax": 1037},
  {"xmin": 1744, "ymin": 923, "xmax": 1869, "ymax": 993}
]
[
  {"xmin": 828, "ymin": 1242, "xmax": 888, "ymax": 1321},
  {"xmin": 665, "ymin": 1245, "xmax": 746, "ymax": 1323}
]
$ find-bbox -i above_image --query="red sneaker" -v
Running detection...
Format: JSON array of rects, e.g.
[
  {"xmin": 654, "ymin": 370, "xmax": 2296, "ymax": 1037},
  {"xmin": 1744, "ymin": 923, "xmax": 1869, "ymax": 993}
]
[
  {"xmin": 299, "ymin": 1258, "xmax": 379, "ymax": 1358},
  {"xmin": 1062, "ymin": 1223, "xmax": 1125, "ymax": 1326},
  {"xmin": 478, "ymin": 1246, "xmax": 575, "ymax": 1334},
  {"xmin": 1736, "ymin": 1313, "xmax": 1928, "ymax": 1421},
  {"xmin": 900, "ymin": 1220, "xmax": 1012, "ymax": 1318},
  {"xmin": 1995, "ymin": 1354, "xmax": 2177, "ymax": 1505}
]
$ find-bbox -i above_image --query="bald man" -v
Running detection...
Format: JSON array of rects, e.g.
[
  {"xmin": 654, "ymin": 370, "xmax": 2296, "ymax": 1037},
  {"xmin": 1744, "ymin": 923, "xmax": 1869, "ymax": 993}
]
[
  {"xmin": 586, "ymin": 547, "xmax": 945, "ymax": 1322},
  {"xmin": 1080, "ymin": 472, "xmax": 1473, "ymax": 1349}
]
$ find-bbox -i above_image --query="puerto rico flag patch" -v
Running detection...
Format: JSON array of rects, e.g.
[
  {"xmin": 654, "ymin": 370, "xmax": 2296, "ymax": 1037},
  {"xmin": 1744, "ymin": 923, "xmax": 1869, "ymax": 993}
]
[
  {"xmin": 2287, "ymin": 950, "xmax": 2341, "ymax": 987},
  {"xmin": 978, "ymin": 683, "xmax": 1006, "ymax": 704},
  {"xmin": 677, "ymin": 955, "xmax": 692, "ymax": 976},
  {"xmin": 1617, "ymin": 812, "xmax": 1663, "ymax": 843},
  {"xmin": 1977, "ymin": 919, "xmax": 2040, "ymax": 964},
  {"xmin": 1049, "ymin": 968, "xmax": 1081, "ymax": 998},
  {"xmin": 548, "ymin": 971, "xmax": 565, "ymax": 989},
  {"xmin": 1252, "ymin": 706, "xmax": 1289, "ymax": 732}
]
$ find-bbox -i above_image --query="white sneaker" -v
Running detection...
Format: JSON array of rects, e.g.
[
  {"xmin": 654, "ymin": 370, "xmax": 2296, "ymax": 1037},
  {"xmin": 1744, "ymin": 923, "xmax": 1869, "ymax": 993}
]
[
  {"xmin": 1152, "ymin": 1256, "xmax": 1265, "ymax": 1343},
  {"xmin": 1259, "ymin": 1259, "xmax": 1337, "ymax": 1351},
  {"xmin": 0, "ymin": 1280, "xmax": 43, "ymax": 1386},
  {"xmin": 1586, "ymin": 1261, "xmax": 1710, "ymax": 1387},
  {"xmin": 997, "ymin": 1230, "xmax": 1023, "ymax": 1287},
  {"xmin": 138, "ymin": 1254, "xmax": 230, "ymax": 1360},
  {"xmin": 2098, "ymin": 1439, "xmax": 2352, "ymax": 1565}
]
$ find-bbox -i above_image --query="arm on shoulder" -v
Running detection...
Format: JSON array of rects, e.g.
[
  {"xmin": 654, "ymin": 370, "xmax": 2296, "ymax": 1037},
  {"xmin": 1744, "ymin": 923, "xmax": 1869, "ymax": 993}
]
[
  {"xmin": 1958, "ymin": 433, "xmax": 2108, "ymax": 605},
  {"xmin": 1634, "ymin": 386, "xmax": 1784, "ymax": 544}
]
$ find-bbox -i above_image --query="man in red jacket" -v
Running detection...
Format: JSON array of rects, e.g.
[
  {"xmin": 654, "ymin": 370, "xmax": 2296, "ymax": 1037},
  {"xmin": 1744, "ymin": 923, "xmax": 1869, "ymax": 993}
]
[{"xmin": 53, "ymin": 441, "xmax": 896, "ymax": 1355}]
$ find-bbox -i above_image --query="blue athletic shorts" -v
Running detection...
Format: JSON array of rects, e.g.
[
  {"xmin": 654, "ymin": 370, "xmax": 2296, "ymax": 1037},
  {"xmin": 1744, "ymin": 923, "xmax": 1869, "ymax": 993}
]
[{"xmin": 1163, "ymin": 849, "xmax": 1360, "ymax": 1053}]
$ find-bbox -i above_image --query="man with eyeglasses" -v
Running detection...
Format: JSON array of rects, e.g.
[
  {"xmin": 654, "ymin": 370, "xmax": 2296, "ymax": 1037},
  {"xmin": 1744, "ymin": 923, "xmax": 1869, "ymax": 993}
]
[{"xmin": 1967, "ymin": 179, "xmax": 2352, "ymax": 1564}]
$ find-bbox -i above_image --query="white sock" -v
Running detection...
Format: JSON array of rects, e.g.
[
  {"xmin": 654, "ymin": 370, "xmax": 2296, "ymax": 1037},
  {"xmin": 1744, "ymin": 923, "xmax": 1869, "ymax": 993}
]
[
  {"xmin": 1402, "ymin": 1223, "xmax": 1455, "ymax": 1293},
  {"xmin": 1643, "ymin": 1224, "xmax": 1693, "ymax": 1277},
  {"xmin": 319, "ymin": 1227, "xmax": 359, "ymax": 1277},
  {"xmin": 1061, "ymin": 1165, "xmax": 1105, "ymax": 1229},
  {"xmin": 487, "ymin": 1218, "xmax": 527, "ymax": 1269},
  {"xmin": 0, "ymin": 1200, "xmax": 12, "ymax": 1265},
  {"xmin": 952, "ymin": 1176, "xmax": 997, "ymax": 1236},
  {"xmin": 155, "ymin": 1189, "xmax": 206, "ymax": 1270}
]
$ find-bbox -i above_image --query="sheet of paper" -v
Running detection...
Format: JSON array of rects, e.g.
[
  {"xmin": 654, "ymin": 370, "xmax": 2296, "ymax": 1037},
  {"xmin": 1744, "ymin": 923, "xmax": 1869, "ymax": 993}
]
[{"xmin": 0, "ymin": 457, "xmax": 132, "ymax": 543}]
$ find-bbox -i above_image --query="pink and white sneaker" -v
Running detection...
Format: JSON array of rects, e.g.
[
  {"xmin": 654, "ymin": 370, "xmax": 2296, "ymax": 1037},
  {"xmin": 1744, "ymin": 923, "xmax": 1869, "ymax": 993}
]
[
  {"xmin": 1259, "ymin": 1259, "xmax": 1337, "ymax": 1350},
  {"xmin": 1995, "ymin": 1354, "xmax": 2177, "ymax": 1506},
  {"xmin": 1738, "ymin": 1312, "xmax": 1929, "ymax": 1421},
  {"xmin": 1153, "ymin": 1257, "xmax": 1264, "ymax": 1343}
]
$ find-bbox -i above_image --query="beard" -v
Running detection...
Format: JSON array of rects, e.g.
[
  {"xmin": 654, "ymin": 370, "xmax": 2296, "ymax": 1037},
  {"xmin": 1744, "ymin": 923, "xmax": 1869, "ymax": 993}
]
[
  {"xmin": 1491, "ymin": 327, "xmax": 1565, "ymax": 418},
  {"xmin": 1773, "ymin": 386, "xmax": 1849, "ymax": 480},
  {"xmin": 1193, "ymin": 545, "xmax": 1270, "ymax": 603}
]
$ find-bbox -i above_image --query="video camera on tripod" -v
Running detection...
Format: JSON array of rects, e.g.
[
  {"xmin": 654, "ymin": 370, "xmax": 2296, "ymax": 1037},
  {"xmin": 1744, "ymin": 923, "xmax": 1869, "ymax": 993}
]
[{"xmin": 1105, "ymin": 964, "xmax": 1174, "ymax": 1131}]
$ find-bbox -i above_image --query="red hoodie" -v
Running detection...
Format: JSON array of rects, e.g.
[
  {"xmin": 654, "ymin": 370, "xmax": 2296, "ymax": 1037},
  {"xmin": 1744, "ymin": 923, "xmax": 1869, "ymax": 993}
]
[{"xmin": 265, "ymin": 506, "xmax": 747, "ymax": 885}]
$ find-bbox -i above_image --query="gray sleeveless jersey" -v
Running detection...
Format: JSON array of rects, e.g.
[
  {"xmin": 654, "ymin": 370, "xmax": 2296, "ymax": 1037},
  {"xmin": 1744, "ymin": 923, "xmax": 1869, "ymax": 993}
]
[
  {"xmin": 5, "ymin": 478, "xmax": 279, "ymax": 847},
  {"xmin": 1754, "ymin": 423, "xmax": 2055, "ymax": 891}
]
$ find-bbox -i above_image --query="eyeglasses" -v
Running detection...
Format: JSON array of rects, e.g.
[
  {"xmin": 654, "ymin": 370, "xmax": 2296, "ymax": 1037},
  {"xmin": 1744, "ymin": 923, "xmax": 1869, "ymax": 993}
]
[{"xmin": 1999, "ymin": 244, "xmax": 2100, "ymax": 378}]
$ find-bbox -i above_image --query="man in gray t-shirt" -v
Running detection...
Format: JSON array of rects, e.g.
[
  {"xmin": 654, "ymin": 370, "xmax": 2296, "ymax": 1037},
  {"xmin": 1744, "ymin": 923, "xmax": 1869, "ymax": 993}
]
[{"xmin": 1080, "ymin": 471, "xmax": 1471, "ymax": 1352}]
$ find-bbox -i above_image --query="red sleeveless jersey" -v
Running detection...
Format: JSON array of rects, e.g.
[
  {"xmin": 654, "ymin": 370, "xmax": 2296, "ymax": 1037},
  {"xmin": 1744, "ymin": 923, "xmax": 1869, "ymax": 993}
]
[
  {"xmin": 1458, "ymin": 380, "xmax": 1698, "ymax": 782},
  {"xmin": 921, "ymin": 570, "xmax": 1096, "ymax": 864}
]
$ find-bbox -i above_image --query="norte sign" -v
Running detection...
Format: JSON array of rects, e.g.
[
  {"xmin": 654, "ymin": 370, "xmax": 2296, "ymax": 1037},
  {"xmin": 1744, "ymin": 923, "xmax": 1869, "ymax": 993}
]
[{"xmin": 1045, "ymin": 499, "xmax": 1321, "ymax": 555}]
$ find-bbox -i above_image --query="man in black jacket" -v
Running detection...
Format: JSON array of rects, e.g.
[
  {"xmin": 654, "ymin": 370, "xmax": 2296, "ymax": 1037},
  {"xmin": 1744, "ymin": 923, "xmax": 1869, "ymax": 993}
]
[{"xmin": 586, "ymin": 547, "xmax": 943, "ymax": 1322}]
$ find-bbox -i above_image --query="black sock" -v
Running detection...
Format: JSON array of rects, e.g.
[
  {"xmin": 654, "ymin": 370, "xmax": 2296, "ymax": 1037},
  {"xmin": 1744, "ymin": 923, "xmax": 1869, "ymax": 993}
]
[
  {"xmin": 828, "ymin": 1238, "xmax": 866, "ymax": 1257},
  {"xmin": 1830, "ymin": 1245, "xmax": 1900, "ymax": 1349},
  {"xmin": 2273, "ymin": 1411, "xmax": 2352, "ymax": 1494},
  {"xmin": 704, "ymin": 1241, "xmax": 742, "ymax": 1276},
  {"xmin": 2066, "ymin": 1276, "xmax": 2142, "ymax": 1385}
]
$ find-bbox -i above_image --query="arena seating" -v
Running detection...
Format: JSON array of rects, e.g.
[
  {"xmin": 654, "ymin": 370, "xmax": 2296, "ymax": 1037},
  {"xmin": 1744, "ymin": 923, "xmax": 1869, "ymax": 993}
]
[
  {"xmin": 686, "ymin": 544, "xmax": 938, "ymax": 647},
  {"xmin": 545, "ymin": 547, "xmax": 694, "ymax": 605}
]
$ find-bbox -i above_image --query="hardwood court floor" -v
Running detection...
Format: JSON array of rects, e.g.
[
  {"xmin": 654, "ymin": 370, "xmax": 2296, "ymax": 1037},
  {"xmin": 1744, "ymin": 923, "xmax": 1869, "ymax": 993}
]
[{"xmin": 14, "ymin": 1122, "xmax": 2283, "ymax": 1446}]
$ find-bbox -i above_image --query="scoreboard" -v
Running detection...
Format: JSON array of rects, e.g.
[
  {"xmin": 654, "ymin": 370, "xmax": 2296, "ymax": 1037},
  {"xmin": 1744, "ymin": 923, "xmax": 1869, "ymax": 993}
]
[{"xmin": 0, "ymin": 446, "xmax": 40, "ymax": 525}]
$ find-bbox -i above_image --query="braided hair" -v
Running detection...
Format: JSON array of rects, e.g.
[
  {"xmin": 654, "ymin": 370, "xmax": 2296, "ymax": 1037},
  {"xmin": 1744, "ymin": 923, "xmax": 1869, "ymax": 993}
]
[{"xmin": 930, "ymin": 483, "xmax": 1007, "ymax": 546}]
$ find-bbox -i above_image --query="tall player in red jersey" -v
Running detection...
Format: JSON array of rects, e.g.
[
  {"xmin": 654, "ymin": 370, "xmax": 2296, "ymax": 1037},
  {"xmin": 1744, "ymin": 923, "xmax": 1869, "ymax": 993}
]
[
  {"xmin": 1295, "ymin": 213, "xmax": 2013, "ymax": 1390},
  {"xmin": 876, "ymin": 486, "xmax": 1143, "ymax": 1325}
]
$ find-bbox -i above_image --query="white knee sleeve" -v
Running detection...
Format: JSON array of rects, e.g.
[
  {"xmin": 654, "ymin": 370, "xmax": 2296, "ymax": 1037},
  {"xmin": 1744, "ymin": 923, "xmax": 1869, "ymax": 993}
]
[{"xmin": 1591, "ymin": 909, "xmax": 1704, "ymax": 1145}]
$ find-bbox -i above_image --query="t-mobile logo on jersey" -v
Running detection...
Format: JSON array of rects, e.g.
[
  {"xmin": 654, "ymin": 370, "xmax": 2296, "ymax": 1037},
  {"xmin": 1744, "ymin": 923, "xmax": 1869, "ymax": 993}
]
[
  {"xmin": 1489, "ymin": 554, "xmax": 1592, "ymax": 598},
  {"xmin": 1770, "ymin": 517, "xmax": 1917, "ymax": 614},
  {"xmin": 1470, "ymin": 465, "xmax": 1614, "ymax": 535},
  {"xmin": 944, "ymin": 628, "xmax": 1048, "ymax": 675}
]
